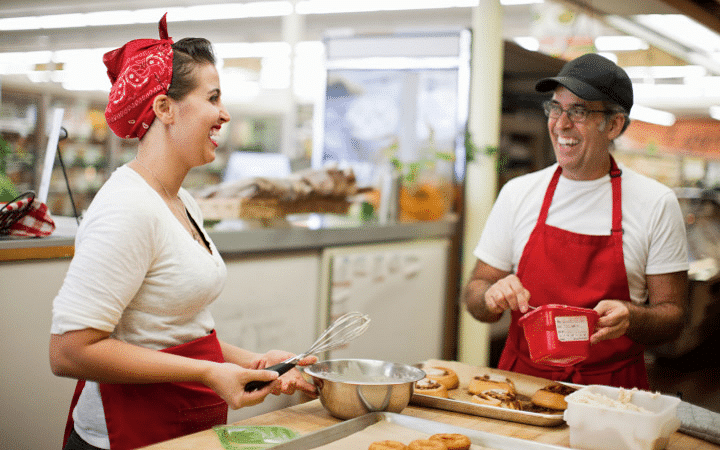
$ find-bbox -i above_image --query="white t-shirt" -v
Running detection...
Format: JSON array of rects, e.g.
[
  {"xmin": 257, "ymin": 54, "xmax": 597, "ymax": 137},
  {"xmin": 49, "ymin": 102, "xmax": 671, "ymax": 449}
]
[
  {"xmin": 51, "ymin": 165, "xmax": 227, "ymax": 448},
  {"xmin": 474, "ymin": 162, "xmax": 688, "ymax": 305}
]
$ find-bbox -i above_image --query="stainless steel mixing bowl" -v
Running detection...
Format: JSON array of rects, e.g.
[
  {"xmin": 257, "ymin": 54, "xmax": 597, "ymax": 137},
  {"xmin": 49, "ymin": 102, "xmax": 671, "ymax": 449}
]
[{"xmin": 303, "ymin": 359, "xmax": 426, "ymax": 420}]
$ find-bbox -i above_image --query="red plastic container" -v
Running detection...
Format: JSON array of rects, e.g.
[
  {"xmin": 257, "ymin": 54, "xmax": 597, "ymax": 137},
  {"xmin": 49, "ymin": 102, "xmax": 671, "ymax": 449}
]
[{"xmin": 518, "ymin": 304, "xmax": 599, "ymax": 367}]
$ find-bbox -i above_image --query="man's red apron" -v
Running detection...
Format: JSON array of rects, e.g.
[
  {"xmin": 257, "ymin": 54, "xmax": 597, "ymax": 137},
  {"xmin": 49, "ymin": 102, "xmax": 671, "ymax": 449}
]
[
  {"xmin": 497, "ymin": 158, "xmax": 649, "ymax": 389},
  {"xmin": 62, "ymin": 330, "xmax": 228, "ymax": 450}
]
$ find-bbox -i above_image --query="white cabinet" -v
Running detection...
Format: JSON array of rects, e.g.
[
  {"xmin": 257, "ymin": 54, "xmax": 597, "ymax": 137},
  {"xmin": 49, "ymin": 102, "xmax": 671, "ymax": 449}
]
[
  {"xmin": 320, "ymin": 238, "xmax": 450, "ymax": 365},
  {"xmin": 211, "ymin": 250, "xmax": 321, "ymax": 422},
  {"xmin": 0, "ymin": 258, "xmax": 76, "ymax": 450}
]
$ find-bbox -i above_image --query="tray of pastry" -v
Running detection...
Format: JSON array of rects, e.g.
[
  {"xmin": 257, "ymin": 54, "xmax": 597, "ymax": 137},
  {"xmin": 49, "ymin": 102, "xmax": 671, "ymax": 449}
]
[
  {"xmin": 270, "ymin": 411, "xmax": 569, "ymax": 450},
  {"xmin": 410, "ymin": 360, "xmax": 578, "ymax": 427}
]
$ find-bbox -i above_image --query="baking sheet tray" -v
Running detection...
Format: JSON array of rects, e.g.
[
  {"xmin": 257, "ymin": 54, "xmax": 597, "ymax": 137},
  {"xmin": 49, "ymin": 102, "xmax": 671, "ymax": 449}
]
[
  {"xmin": 269, "ymin": 412, "xmax": 569, "ymax": 450},
  {"xmin": 410, "ymin": 360, "xmax": 568, "ymax": 427}
]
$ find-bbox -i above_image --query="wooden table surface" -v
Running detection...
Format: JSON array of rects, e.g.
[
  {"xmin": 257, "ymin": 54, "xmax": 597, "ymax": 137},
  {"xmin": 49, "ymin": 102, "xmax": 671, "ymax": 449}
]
[{"xmin": 140, "ymin": 399, "xmax": 719, "ymax": 450}]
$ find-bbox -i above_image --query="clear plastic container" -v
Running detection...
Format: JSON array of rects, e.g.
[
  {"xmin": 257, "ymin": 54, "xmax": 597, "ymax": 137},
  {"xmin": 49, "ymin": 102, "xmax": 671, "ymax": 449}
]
[
  {"xmin": 518, "ymin": 304, "xmax": 599, "ymax": 366},
  {"xmin": 564, "ymin": 385, "xmax": 681, "ymax": 450}
]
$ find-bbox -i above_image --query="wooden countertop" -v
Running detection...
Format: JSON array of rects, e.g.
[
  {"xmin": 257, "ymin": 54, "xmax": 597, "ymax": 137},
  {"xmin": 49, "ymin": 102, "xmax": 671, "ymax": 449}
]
[{"xmin": 140, "ymin": 399, "xmax": 719, "ymax": 450}]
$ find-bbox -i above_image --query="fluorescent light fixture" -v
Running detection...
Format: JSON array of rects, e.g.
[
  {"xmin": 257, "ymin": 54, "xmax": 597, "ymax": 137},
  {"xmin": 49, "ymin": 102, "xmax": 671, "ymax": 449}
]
[
  {"xmin": 630, "ymin": 104, "xmax": 676, "ymax": 126},
  {"xmin": 597, "ymin": 52, "xmax": 618, "ymax": 64},
  {"xmin": 513, "ymin": 37, "xmax": 539, "ymax": 51},
  {"xmin": 605, "ymin": 15, "xmax": 720, "ymax": 75},
  {"xmin": 0, "ymin": 2, "xmax": 293, "ymax": 31},
  {"xmin": 0, "ymin": 51, "xmax": 53, "ymax": 75},
  {"xmin": 710, "ymin": 106, "xmax": 720, "ymax": 121},
  {"xmin": 26, "ymin": 71, "xmax": 52, "ymax": 83},
  {"xmin": 295, "ymin": 0, "xmax": 479, "ymax": 14},
  {"xmin": 294, "ymin": 41, "xmax": 326, "ymax": 102},
  {"xmin": 633, "ymin": 14, "xmax": 720, "ymax": 56},
  {"xmin": 595, "ymin": 35, "xmax": 648, "ymax": 52},
  {"xmin": 0, "ymin": 50, "xmax": 53, "ymax": 65},
  {"xmin": 500, "ymin": 0, "xmax": 544, "ymax": 5},
  {"xmin": 624, "ymin": 65, "xmax": 706, "ymax": 80},
  {"xmin": 214, "ymin": 42, "xmax": 291, "ymax": 59}
]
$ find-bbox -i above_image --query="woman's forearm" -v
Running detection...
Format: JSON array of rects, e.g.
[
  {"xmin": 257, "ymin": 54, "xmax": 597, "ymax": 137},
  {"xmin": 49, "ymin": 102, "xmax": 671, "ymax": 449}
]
[
  {"xmin": 218, "ymin": 340, "xmax": 262, "ymax": 368},
  {"xmin": 50, "ymin": 329, "xmax": 213, "ymax": 384}
]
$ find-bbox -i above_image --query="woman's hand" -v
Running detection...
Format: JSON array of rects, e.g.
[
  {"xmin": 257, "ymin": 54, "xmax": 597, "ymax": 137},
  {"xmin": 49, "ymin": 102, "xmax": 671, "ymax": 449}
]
[
  {"xmin": 251, "ymin": 350, "xmax": 318, "ymax": 397},
  {"xmin": 203, "ymin": 362, "xmax": 279, "ymax": 409}
]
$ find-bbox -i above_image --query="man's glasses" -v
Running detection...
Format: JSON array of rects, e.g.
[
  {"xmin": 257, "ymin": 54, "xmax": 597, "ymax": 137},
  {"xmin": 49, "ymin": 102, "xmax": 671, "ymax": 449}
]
[{"xmin": 543, "ymin": 101, "xmax": 610, "ymax": 123}]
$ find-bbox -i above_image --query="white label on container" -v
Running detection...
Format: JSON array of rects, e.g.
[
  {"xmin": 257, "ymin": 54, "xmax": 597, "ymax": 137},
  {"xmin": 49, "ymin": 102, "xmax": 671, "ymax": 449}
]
[{"xmin": 555, "ymin": 315, "xmax": 590, "ymax": 342}]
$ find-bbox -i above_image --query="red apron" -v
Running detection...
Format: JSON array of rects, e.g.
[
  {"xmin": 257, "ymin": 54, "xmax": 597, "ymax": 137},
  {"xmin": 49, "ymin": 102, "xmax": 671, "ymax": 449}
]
[
  {"xmin": 497, "ymin": 158, "xmax": 649, "ymax": 389},
  {"xmin": 63, "ymin": 330, "xmax": 228, "ymax": 450}
]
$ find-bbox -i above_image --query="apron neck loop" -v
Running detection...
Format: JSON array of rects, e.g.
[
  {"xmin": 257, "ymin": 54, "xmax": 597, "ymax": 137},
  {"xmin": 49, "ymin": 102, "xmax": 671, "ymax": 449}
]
[{"xmin": 609, "ymin": 155, "xmax": 623, "ymax": 235}]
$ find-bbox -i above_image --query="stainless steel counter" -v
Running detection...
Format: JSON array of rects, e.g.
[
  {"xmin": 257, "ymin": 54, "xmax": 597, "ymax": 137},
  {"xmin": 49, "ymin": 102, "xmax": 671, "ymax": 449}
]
[{"xmin": 0, "ymin": 214, "xmax": 459, "ymax": 258}]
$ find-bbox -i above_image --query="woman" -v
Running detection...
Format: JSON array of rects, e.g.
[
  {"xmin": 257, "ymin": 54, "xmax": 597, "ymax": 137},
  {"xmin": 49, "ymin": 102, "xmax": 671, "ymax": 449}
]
[{"xmin": 50, "ymin": 15, "xmax": 317, "ymax": 450}]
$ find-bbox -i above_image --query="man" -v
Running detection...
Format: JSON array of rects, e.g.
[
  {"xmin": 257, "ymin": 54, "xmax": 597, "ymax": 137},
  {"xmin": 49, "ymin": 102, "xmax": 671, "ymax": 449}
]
[{"xmin": 464, "ymin": 53, "xmax": 688, "ymax": 389}]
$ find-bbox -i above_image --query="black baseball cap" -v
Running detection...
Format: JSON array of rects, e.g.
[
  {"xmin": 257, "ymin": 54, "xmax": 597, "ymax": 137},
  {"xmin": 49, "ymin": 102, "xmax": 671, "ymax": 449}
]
[{"xmin": 535, "ymin": 53, "xmax": 633, "ymax": 113}]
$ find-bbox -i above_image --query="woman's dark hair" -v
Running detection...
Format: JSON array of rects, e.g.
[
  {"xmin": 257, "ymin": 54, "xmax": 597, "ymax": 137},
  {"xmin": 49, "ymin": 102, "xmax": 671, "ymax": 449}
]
[{"xmin": 166, "ymin": 37, "xmax": 216, "ymax": 101}]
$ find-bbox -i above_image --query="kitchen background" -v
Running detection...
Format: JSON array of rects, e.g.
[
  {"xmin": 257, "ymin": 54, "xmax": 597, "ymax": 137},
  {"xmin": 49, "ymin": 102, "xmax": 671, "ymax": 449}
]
[{"xmin": 2, "ymin": 0, "xmax": 720, "ymax": 449}]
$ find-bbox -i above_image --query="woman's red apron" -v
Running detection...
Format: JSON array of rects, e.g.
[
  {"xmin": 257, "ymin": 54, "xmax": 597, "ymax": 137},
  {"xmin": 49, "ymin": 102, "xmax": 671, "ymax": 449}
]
[
  {"xmin": 497, "ymin": 158, "xmax": 649, "ymax": 389},
  {"xmin": 62, "ymin": 330, "xmax": 228, "ymax": 450}
]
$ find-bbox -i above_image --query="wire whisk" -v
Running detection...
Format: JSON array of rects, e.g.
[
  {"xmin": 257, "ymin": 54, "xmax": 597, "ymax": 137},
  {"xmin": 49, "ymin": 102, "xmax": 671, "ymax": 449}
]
[{"xmin": 245, "ymin": 311, "xmax": 370, "ymax": 391}]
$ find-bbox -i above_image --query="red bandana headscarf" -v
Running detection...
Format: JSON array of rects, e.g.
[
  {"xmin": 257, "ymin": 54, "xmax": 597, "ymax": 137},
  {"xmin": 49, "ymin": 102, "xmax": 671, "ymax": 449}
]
[{"xmin": 103, "ymin": 14, "xmax": 174, "ymax": 140}]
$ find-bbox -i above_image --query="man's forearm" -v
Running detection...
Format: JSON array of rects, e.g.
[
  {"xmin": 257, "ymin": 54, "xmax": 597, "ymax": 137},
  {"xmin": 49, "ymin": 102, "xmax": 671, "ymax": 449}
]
[{"xmin": 625, "ymin": 302, "xmax": 684, "ymax": 345}]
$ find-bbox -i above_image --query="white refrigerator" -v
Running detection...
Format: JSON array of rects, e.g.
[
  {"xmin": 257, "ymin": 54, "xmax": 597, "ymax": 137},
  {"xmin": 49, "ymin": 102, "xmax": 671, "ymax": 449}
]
[{"xmin": 319, "ymin": 238, "xmax": 450, "ymax": 365}]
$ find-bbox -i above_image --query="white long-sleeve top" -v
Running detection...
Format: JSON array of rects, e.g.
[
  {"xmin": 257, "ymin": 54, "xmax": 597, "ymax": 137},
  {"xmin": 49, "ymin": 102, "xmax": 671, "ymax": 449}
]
[{"xmin": 51, "ymin": 165, "xmax": 227, "ymax": 448}]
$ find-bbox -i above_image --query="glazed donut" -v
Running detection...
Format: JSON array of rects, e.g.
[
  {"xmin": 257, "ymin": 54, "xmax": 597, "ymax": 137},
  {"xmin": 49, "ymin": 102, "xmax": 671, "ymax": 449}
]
[
  {"xmin": 467, "ymin": 374, "xmax": 515, "ymax": 396},
  {"xmin": 531, "ymin": 383, "xmax": 577, "ymax": 411},
  {"xmin": 407, "ymin": 439, "xmax": 448, "ymax": 450},
  {"xmin": 415, "ymin": 378, "xmax": 449, "ymax": 398},
  {"xmin": 369, "ymin": 440, "xmax": 407, "ymax": 450},
  {"xmin": 423, "ymin": 366, "xmax": 460, "ymax": 390},
  {"xmin": 429, "ymin": 433, "xmax": 471, "ymax": 450}
]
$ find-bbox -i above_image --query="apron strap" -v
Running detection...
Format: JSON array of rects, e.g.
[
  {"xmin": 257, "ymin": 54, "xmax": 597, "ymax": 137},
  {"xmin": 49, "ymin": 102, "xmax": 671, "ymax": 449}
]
[
  {"xmin": 62, "ymin": 379, "xmax": 86, "ymax": 449},
  {"xmin": 609, "ymin": 156, "xmax": 623, "ymax": 235},
  {"xmin": 537, "ymin": 166, "xmax": 563, "ymax": 225}
]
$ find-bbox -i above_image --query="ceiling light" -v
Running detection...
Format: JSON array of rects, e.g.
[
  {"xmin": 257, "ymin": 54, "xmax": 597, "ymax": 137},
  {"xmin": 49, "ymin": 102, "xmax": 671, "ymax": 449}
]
[
  {"xmin": 0, "ymin": 2, "xmax": 293, "ymax": 31},
  {"xmin": 624, "ymin": 65, "xmax": 706, "ymax": 80},
  {"xmin": 500, "ymin": 0, "xmax": 544, "ymax": 4},
  {"xmin": 633, "ymin": 14, "xmax": 720, "ymax": 54},
  {"xmin": 513, "ymin": 37, "xmax": 539, "ymax": 51},
  {"xmin": 630, "ymin": 104, "xmax": 676, "ymax": 126},
  {"xmin": 597, "ymin": 52, "xmax": 618, "ymax": 64},
  {"xmin": 214, "ymin": 42, "xmax": 291, "ymax": 59},
  {"xmin": 295, "ymin": 0, "xmax": 479, "ymax": 14},
  {"xmin": 709, "ymin": 106, "xmax": 720, "ymax": 121},
  {"xmin": 594, "ymin": 36, "xmax": 648, "ymax": 52},
  {"xmin": 605, "ymin": 15, "xmax": 720, "ymax": 76}
]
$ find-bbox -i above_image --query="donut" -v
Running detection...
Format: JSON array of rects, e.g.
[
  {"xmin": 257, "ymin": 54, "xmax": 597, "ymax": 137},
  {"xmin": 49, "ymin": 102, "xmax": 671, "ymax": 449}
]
[
  {"xmin": 429, "ymin": 433, "xmax": 471, "ymax": 450},
  {"xmin": 423, "ymin": 366, "xmax": 460, "ymax": 390},
  {"xmin": 369, "ymin": 440, "xmax": 407, "ymax": 450},
  {"xmin": 467, "ymin": 374, "xmax": 515, "ymax": 396},
  {"xmin": 531, "ymin": 383, "xmax": 577, "ymax": 411},
  {"xmin": 407, "ymin": 439, "xmax": 448, "ymax": 450},
  {"xmin": 415, "ymin": 378, "xmax": 449, "ymax": 398}
]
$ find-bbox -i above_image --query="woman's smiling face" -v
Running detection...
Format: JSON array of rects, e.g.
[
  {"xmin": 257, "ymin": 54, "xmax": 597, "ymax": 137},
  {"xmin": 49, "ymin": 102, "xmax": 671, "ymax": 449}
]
[
  {"xmin": 171, "ymin": 63, "xmax": 230, "ymax": 167},
  {"xmin": 548, "ymin": 86, "xmax": 621, "ymax": 180}
]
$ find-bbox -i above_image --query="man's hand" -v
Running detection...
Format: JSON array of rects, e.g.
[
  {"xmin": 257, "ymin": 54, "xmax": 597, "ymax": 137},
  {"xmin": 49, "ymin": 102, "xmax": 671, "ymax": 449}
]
[
  {"xmin": 591, "ymin": 300, "xmax": 630, "ymax": 344},
  {"xmin": 485, "ymin": 274, "xmax": 532, "ymax": 314}
]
